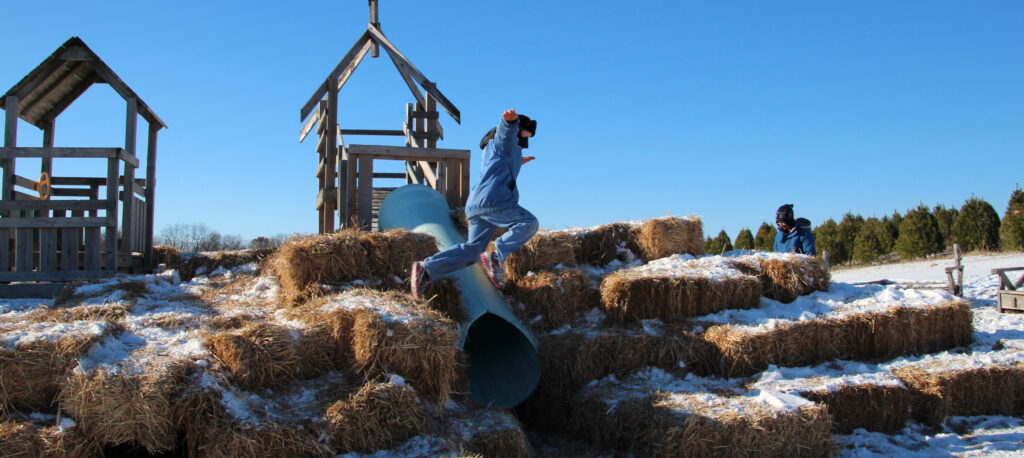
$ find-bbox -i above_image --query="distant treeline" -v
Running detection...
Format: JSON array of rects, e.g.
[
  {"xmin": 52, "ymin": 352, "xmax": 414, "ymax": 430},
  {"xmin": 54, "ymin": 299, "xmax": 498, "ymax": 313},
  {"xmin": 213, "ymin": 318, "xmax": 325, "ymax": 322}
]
[
  {"xmin": 155, "ymin": 223, "xmax": 290, "ymax": 252},
  {"xmin": 707, "ymin": 186, "xmax": 1024, "ymax": 265}
]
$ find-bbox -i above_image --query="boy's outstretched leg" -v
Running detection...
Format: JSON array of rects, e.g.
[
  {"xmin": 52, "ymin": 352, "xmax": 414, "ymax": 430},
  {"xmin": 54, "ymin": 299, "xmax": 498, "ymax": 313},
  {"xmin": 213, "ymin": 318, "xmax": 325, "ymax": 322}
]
[{"xmin": 481, "ymin": 206, "xmax": 539, "ymax": 289}]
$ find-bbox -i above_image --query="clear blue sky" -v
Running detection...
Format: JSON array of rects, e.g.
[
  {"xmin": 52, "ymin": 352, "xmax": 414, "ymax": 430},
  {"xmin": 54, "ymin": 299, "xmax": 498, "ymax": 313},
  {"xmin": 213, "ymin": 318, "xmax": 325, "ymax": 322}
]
[{"xmin": 2, "ymin": 1, "xmax": 1022, "ymax": 241}]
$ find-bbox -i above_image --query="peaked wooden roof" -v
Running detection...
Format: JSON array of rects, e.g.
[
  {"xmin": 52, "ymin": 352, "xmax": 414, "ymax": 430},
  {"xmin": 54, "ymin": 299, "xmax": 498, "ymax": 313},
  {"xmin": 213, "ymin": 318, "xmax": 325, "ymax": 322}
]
[{"xmin": 0, "ymin": 37, "xmax": 166, "ymax": 130}]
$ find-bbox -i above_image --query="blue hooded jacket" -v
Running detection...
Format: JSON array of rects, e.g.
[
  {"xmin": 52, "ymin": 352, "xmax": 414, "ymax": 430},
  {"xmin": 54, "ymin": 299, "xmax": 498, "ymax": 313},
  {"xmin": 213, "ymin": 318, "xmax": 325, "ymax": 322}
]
[
  {"xmin": 774, "ymin": 218, "xmax": 817, "ymax": 255},
  {"xmin": 465, "ymin": 118, "xmax": 523, "ymax": 217}
]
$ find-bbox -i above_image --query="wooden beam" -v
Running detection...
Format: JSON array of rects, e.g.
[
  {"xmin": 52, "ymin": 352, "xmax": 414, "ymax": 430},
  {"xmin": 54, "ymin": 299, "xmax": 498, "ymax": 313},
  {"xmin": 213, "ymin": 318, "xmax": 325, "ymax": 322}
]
[
  {"xmin": 41, "ymin": 119, "xmax": 54, "ymax": 178},
  {"xmin": 3, "ymin": 95, "xmax": 18, "ymax": 218},
  {"xmin": 339, "ymin": 129, "xmax": 405, "ymax": 136},
  {"xmin": 37, "ymin": 71, "xmax": 98, "ymax": 126},
  {"xmin": 418, "ymin": 160, "xmax": 438, "ymax": 188},
  {"xmin": 299, "ymin": 105, "xmax": 320, "ymax": 143},
  {"xmin": 300, "ymin": 30, "xmax": 373, "ymax": 122},
  {"xmin": 0, "ymin": 200, "xmax": 107, "ymax": 211},
  {"xmin": 347, "ymin": 144, "xmax": 470, "ymax": 161},
  {"xmin": 121, "ymin": 98, "xmax": 137, "ymax": 255},
  {"xmin": 368, "ymin": 24, "xmax": 461, "ymax": 124},
  {"xmin": 357, "ymin": 155, "xmax": 373, "ymax": 230},
  {"xmin": 0, "ymin": 147, "xmax": 128, "ymax": 160},
  {"xmin": 335, "ymin": 37, "xmax": 373, "ymax": 94},
  {"xmin": 369, "ymin": 0, "xmax": 380, "ymax": 58},
  {"xmin": 104, "ymin": 157, "xmax": 118, "ymax": 271},
  {"xmin": 386, "ymin": 42, "xmax": 426, "ymax": 110},
  {"xmin": 0, "ymin": 216, "xmax": 114, "ymax": 228},
  {"xmin": 20, "ymin": 61, "xmax": 88, "ymax": 117}
]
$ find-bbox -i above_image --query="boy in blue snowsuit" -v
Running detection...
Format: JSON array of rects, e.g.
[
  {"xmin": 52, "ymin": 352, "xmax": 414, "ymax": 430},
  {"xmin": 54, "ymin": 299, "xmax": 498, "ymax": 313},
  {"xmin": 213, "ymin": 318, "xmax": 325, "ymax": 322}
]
[
  {"xmin": 774, "ymin": 204, "xmax": 817, "ymax": 255},
  {"xmin": 411, "ymin": 109, "xmax": 538, "ymax": 299}
]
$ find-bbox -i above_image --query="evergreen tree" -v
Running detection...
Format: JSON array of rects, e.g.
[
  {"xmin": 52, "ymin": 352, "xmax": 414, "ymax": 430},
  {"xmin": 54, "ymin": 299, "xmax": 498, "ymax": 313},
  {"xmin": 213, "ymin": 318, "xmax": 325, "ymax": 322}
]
[
  {"xmin": 953, "ymin": 196, "xmax": 1001, "ymax": 251},
  {"xmin": 704, "ymin": 235, "xmax": 717, "ymax": 255},
  {"xmin": 813, "ymin": 219, "xmax": 840, "ymax": 260},
  {"xmin": 754, "ymin": 222, "xmax": 776, "ymax": 251},
  {"xmin": 895, "ymin": 204, "xmax": 943, "ymax": 260},
  {"xmin": 884, "ymin": 210, "xmax": 902, "ymax": 242},
  {"xmin": 834, "ymin": 213, "xmax": 865, "ymax": 265},
  {"xmin": 710, "ymin": 230, "xmax": 733, "ymax": 254},
  {"xmin": 734, "ymin": 228, "xmax": 755, "ymax": 250},
  {"xmin": 853, "ymin": 218, "xmax": 894, "ymax": 263},
  {"xmin": 1000, "ymin": 186, "xmax": 1024, "ymax": 251},
  {"xmin": 933, "ymin": 204, "xmax": 959, "ymax": 249}
]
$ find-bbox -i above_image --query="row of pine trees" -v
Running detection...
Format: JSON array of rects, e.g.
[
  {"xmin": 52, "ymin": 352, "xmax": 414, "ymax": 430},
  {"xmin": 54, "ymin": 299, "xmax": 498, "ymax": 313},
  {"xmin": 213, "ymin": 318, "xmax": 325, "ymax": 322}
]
[{"xmin": 706, "ymin": 187, "xmax": 1024, "ymax": 265}]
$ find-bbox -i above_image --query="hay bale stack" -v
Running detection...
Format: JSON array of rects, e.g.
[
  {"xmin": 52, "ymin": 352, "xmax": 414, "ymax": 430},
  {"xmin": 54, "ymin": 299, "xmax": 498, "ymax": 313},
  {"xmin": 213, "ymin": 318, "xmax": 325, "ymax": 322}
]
[
  {"xmin": 0, "ymin": 420, "xmax": 43, "ymax": 456},
  {"xmin": 205, "ymin": 323, "xmax": 304, "ymax": 390},
  {"xmin": 416, "ymin": 277, "xmax": 465, "ymax": 323},
  {"xmin": 503, "ymin": 231, "xmax": 578, "ymax": 283},
  {"xmin": 443, "ymin": 405, "xmax": 533, "ymax": 458},
  {"xmin": 600, "ymin": 256, "xmax": 762, "ymax": 322},
  {"xmin": 1, "ymin": 321, "xmax": 116, "ymax": 412},
  {"xmin": 571, "ymin": 372, "xmax": 833, "ymax": 457},
  {"xmin": 893, "ymin": 353, "xmax": 1024, "ymax": 426},
  {"xmin": 730, "ymin": 253, "xmax": 830, "ymax": 303},
  {"xmin": 508, "ymin": 269, "xmax": 600, "ymax": 330},
  {"xmin": 269, "ymin": 231, "xmax": 368, "ymax": 306},
  {"xmin": 359, "ymin": 229, "xmax": 439, "ymax": 280},
  {"xmin": 310, "ymin": 290, "xmax": 462, "ymax": 405},
  {"xmin": 155, "ymin": 246, "xmax": 275, "ymax": 281},
  {"xmin": 631, "ymin": 216, "xmax": 704, "ymax": 261},
  {"xmin": 60, "ymin": 359, "xmax": 192, "ymax": 454},
  {"xmin": 576, "ymin": 223, "xmax": 637, "ymax": 266},
  {"xmin": 704, "ymin": 300, "xmax": 974, "ymax": 378},
  {"xmin": 325, "ymin": 377, "xmax": 428, "ymax": 454}
]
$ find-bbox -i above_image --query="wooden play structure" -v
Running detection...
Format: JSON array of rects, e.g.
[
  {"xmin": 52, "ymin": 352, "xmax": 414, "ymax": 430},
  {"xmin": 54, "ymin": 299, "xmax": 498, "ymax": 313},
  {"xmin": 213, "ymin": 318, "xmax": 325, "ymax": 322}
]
[
  {"xmin": 0, "ymin": 37, "xmax": 165, "ymax": 296},
  {"xmin": 991, "ymin": 266, "xmax": 1024, "ymax": 313},
  {"xmin": 300, "ymin": 0, "xmax": 469, "ymax": 232}
]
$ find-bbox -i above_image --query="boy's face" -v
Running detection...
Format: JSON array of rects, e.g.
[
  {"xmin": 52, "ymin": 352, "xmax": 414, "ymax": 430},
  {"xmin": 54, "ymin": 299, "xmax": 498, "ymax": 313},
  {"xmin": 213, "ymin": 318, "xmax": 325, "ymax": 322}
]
[{"xmin": 520, "ymin": 130, "xmax": 533, "ymax": 138}]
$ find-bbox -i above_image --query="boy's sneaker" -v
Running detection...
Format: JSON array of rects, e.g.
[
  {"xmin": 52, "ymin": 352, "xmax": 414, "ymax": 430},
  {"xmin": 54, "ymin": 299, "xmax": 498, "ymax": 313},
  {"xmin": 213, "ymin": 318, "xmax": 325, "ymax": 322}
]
[
  {"xmin": 411, "ymin": 261, "xmax": 430, "ymax": 300},
  {"xmin": 480, "ymin": 251, "xmax": 505, "ymax": 290}
]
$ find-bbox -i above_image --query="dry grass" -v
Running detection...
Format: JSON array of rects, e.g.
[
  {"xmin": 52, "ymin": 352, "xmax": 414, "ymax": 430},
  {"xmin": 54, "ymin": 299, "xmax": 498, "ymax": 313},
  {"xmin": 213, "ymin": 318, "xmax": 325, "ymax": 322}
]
[
  {"xmin": 704, "ymin": 300, "xmax": 974, "ymax": 377},
  {"xmin": 205, "ymin": 323, "xmax": 303, "ymax": 390},
  {"xmin": 632, "ymin": 216, "xmax": 705, "ymax": 261},
  {"xmin": 801, "ymin": 384, "xmax": 912, "ymax": 433},
  {"xmin": 503, "ymin": 231, "xmax": 578, "ymax": 284},
  {"xmin": 894, "ymin": 363, "xmax": 1024, "ymax": 426},
  {"xmin": 576, "ymin": 223, "xmax": 637, "ymax": 266},
  {"xmin": 508, "ymin": 269, "xmax": 600, "ymax": 330},
  {"xmin": 600, "ymin": 271, "xmax": 762, "ymax": 322},
  {"xmin": 60, "ymin": 360, "xmax": 192, "ymax": 454},
  {"xmin": 325, "ymin": 379, "xmax": 428, "ymax": 453},
  {"xmin": 1, "ymin": 323, "xmax": 119, "ymax": 412}
]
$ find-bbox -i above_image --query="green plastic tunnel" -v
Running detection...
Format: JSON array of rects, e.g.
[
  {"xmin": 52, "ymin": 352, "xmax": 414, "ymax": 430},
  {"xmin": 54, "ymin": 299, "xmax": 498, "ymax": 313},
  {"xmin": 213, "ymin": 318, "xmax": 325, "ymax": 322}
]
[{"xmin": 378, "ymin": 184, "xmax": 540, "ymax": 408}]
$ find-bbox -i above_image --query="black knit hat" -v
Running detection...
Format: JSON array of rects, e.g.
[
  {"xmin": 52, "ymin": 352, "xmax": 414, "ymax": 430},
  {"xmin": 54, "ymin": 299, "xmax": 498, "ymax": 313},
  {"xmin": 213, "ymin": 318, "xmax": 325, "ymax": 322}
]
[
  {"xmin": 776, "ymin": 204, "xmax": 796, "ymax": 226},
  {"xmin": 517, "ymin": 115, "xmax": 536, "ymax": 149}
]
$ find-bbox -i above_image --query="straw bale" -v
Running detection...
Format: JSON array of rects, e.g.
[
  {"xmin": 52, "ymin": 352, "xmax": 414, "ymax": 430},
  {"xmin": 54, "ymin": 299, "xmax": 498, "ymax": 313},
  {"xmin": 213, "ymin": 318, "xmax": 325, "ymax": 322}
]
[
  {"xmin": 349, "ymin": 301, "xmax": 462, "ymax": 405},
  {"xmin": 269, "ymin": 231, "xmax": 368, "ymax": 306},
  {"xmin": 801, "ymin": 384, "xmax": 912, "ymax": 433},
  {"xmin": 1, "ymin": 322, "xmax": 117, "ymax": 412},
  {"xmin": 732, "ymin": 255, "xmax": 830, "ymax": 303},
  {"xmin": 508, "ymin": 269, "xmax": 600, "ymax": 330},
  {"xmin": 296, "ymin": 325, "xmax": 345, "ymax": 379},
  {"xmin": 325, "ymin": 379, "xmax": 428, "ymax": 453},
  {"xmin": 205, "ymin": 323, "xmax": 302, "ymax": 390},
  {"xmin": 60, "ymin": 360, "xmax": 192, "ymax": 453},
  {"xmin": 24, "ymin": 302, "xmax": 129, "ymax": 324},
  {"xmin": 0, "ymin": 420, "xmax": 42, "ymax": 456},
  {"xmin": 632, "ymin": 216, "xmax": 705, "ymax": 261},
  {"xmin": 417, "ymin": 277, "xmax": 466, "ymax": 323},
  {"xmin": 704, "ymin": 300, "xmax": 974, "ymax": 378},
  {"xmin": 504, "ymin": 231, "xmax": 579, "ymax": 283},
  {"xmin": 443, "ymin": 405, "xmax": 532, "ymax": 458},
  {"xmin": 359, "ymin": 229, "xmax": 438, "ymax": 280},
  {"xmin": 600, "ymin": 270, "xmax": 762, "ymax": 322},
  {"xmin": 576, "ymin": 223, "xmax": 637, "ymax": 266},
  {"xmin": 155, "ymin": 245, "xmax": 274, "ymax": 281},
  {"xmin": 894, "ymin": 363, "xmax": 1024, "ymax": 426},
  {"xmin": 38, "ymin": 424, "xmax": 103, "ymax": 458},
  {"xmin": 570, "ymin": 392, "xmax": 676, "ymax": 454}
]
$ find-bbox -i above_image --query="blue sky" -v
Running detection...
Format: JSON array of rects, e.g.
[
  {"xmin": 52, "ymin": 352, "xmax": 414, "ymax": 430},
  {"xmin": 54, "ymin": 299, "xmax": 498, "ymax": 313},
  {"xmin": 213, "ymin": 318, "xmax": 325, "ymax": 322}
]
[{"xmin": 1, "ymin": 1, "xmax": 1022, "ymax": 241}]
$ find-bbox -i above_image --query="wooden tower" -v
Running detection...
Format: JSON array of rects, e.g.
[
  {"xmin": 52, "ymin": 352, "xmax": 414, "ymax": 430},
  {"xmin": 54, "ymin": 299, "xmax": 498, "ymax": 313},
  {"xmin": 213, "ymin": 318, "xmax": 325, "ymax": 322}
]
[
  {"xmin": 0, "ymin": 37, "xmax": 166, "ymax": 297},
  {"xmin": 300, "ymin": 0, "xmax": 469, "ymax": 232}
]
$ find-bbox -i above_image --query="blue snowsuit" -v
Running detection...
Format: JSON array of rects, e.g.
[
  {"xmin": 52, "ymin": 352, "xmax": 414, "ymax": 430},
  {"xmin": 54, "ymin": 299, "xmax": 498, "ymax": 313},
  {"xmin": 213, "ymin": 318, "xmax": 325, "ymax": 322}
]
[
  {"xmin": 774, "ymin": 218, "xmax": 817, "ymax": 255},
  {"xmin": 421, "ymin": 117, "xmax": 538, "ymax": 278}
]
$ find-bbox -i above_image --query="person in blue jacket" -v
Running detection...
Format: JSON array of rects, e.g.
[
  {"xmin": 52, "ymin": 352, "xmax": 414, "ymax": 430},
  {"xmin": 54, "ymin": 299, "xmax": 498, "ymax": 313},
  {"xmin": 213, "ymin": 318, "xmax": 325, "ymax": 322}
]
[
  {"xmin": 411, "ymin": 109, "xmax": 539, "ymax": 299},
  {"xmin": 774, "ymin": 204, "xmax": 817, "ymax": 255}
]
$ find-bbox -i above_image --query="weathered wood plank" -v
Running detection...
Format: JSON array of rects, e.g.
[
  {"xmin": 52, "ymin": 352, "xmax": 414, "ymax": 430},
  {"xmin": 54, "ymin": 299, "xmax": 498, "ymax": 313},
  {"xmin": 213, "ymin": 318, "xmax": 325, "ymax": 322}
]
[
  {"xmin": 357, "ymin": 155, "xmax": 373, "ymax": 230},
  {"xmin": 144, "ymin": 123, "xmax": 161, "ymax": 268},
  {"xmin": 460, "ymin": 158, "xmax": 470, "ymax": 207},
  {"xmin": 0, "ymin": 228, "xmax": 8, "ymax": 272},
  {"xmin": 51, "ymin": 188, "xmax": 97, "ymax": 197},
  {"xmin": 61, "ymin": 227, "xmax": 79, "ymax": 271},
  {"xmin": 339, "ymin": 129, "xmax": 406, "ymax": 136},
  {"xmin": 345, "ymin": 151, "xmax": 357, "ymax": 228},
  {"xmin": 15, "ymin": 228, "xmax": 33, "ymax": 271},
  {"xmin": 105, "ymin": 157, "xmax": 118, "ymax": 272},
  {"xmin": 0, "ymin": 270, "xmax": 110, "ymax": 283},
  {"xmin": 0, "ymin": 216, "xmax": 114, "ymax": 228},
  {"xmin": 418, "ymin": 161, "xmax": 438, "ymax": 189},
  {"xmin": 372, "ymin": 172, "xmax": 406, "ymax": 179},
  {"xmin": 347, "ymin": 145, "xmax": 470, "ymax": 161},
  {"xmin": 0, "ymin": 147, "xmax": 127, "ymax": 160},
  {"xmin": 3, "ymin": 96, "xmax": 19, "ymax": 218},
  {"xmin": 369, "ymin": 24, "xmax": 461, "ymax": 123},
  {"xmin": 85, "ymin": 227, "xmax": 101, "ymax": 270},
  {"xmin": 121, "ymin": 98, "xmax": 137, "ymax": 255},
  {"xmin": 445, "ymin": 157, "xmax": 459, "ymax": 209},
  {"xmin": 299, "ymin": 106, "xmax": 320, "ymax": 143},
  {"xmin": 51, "ymin": 177, "xmax": 107, "ymax": 186},
  {"xmin": 40, "ymin": 228, "xmax": 57, "ymax": 272},
  {"xmin": 300, "ymin": 30, "xmax": 373, "ymax": 122}
]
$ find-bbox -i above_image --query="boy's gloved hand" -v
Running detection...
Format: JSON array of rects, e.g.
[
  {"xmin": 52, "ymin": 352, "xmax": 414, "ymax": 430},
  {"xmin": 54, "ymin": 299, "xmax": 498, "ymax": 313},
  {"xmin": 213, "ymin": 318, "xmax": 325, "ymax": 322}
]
[
  {"xmin": 502, "ymin": 109, "xmax": 518, "ymax": 122},
  {"xmin": 521, "ymin": 156, "xmax": 535, "ymax": 165}
]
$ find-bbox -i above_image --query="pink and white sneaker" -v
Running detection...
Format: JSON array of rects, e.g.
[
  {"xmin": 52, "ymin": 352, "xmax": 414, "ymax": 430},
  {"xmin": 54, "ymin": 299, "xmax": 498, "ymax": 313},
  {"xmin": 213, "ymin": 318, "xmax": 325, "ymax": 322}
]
[
  {"xmin": 411, "ymin": 261, "xmax": 430, "ymax": 300},
  {"xmin": 479, "ymin": 251, "xmax": 505, "ymax": 290}
]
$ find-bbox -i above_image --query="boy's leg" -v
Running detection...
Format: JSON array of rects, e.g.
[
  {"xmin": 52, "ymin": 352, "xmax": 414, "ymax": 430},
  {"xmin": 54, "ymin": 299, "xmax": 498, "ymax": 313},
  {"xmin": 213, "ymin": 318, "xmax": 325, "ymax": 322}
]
[
  {"xmin": 420, "ymin": 216, "xmax": 497, "ymax": 278},
  {"xmin": 483, "ymin": 206, "xmax": 539, "ymax": 262}
]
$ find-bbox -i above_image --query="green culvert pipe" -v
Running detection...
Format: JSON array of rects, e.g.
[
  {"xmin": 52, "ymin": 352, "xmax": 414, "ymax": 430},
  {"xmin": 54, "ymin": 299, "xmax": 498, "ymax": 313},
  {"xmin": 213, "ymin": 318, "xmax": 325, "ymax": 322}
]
[{"xmin": 378, "ymin": 184, "xmax": 539, "ymax": 408}]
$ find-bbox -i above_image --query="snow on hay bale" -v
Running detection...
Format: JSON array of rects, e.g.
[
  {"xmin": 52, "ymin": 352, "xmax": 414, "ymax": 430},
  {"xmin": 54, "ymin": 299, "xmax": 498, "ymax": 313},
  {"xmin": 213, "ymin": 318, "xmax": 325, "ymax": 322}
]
[
  {"xmin": 729, "ymin": 252, "xmax": 830, "ymax": 303},
  {"xmin": 600, "ymin": 255, "xmax": 762, "ymax": 322},
  {"xmin": 270, "ymin": 229, "xmax": 438, "ymax": 306},
  {"xmin": 325, "ymin": 375, "xmax": 428, "ymax": 453},
  {"xmin": 631, "ymin": 216, "xmax": 705, "ymax": 261},
  {"xmin": 0, "ymin": 320, "xmax": 117, "ymax": 412},
  {"xmin": 702, "ymin": 295, "xmax": 973, "ymax": 378},
  {"xmin": 205, "ymin": 322, "xmax": 307, "ymax": 390},
  {"xmin": 748, "ymin": 363, "xmax": 912, "ymax": 433},
  {"xmin": 441, "ymin": 403, "xmax": 532, "ymax": 458},
  {"xmin": 508, "ymin": 268, "xmax": 600, "ymax": 330},
  {"xmin": 503, "ymin": 230, "xmax": 579, "ymax": 283},
  {"xmin": 61, "ymin": 359, "xmax": 193, "ymax": 454},
  {"xmin": 307, "ymin": 289, "xmax": 462, "ymax": 404},
  {"xmin": 571, "ymin": 368, "xmax": 834, "ymax": 457},
  {"xmin": 891, "ymin": 349, "xmax": 1024, "ymax": 426},
  {"xmin": 574, "ymin": 222, "xmax": 637, "ymax": 266}
]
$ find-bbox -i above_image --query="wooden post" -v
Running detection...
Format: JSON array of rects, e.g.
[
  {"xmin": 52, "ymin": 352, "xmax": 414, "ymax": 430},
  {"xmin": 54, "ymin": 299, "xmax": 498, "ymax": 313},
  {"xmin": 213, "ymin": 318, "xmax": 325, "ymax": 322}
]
[
  {"xmin": 346, "ymin": 150, "xmax": 358, "ymax": 228},
  {"xmin": 1, "ymin": 96, "xmax": 18, "ymax": 270},
  {"xmin": 41, "ymin": 119, "xmax": 54, "ymax": 179},
  {"xmin": 369, "ymin": 0, "xmax": 380, "ymax": 58},
  {"xmin": 822, "ymin": 250, "xmax": 830, "ymax": 274},
  {"xmin": 104, "ymin": 156, "xmax": 119, "ymax": 272},
  {"xmin": 121, "ymin": 98, "xmax": 137, "ymax": 262},
  {"xmin": 357, "ymin": 154, "xmax": 373, "ymax": 229},
  {"xmin": 326, "ymin": 78, "xmax": 339, "ymax": 232},
  {"xmin": 144, "ymin": 123, "xmax": 158, "ymax": 270}
]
